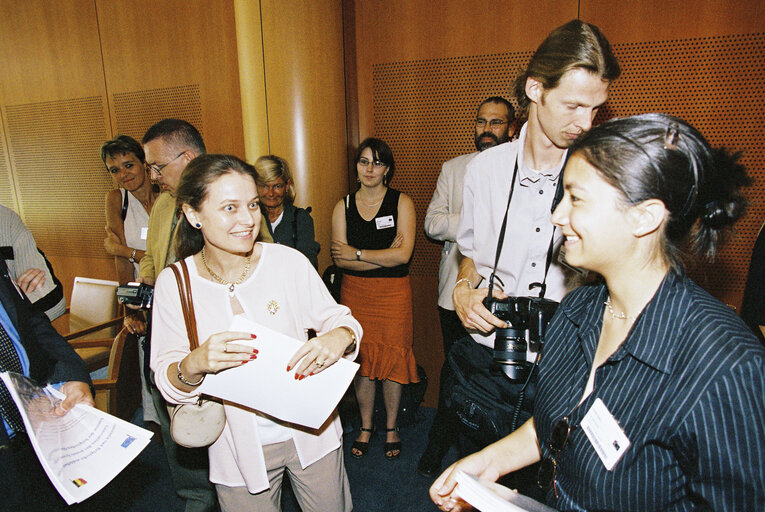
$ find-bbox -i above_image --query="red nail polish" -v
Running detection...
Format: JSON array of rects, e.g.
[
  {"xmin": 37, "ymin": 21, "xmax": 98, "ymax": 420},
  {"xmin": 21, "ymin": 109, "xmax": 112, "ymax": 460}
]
[
  {"xmin": 251, "ymin": 334, "xmax": 257, "ymax": 339},
  {"xmin": 249, "ymin": 354, "xmax": 257, "ymax": 359},
  {"xmin": 286, "ymin": 365, "xmax": 291, "ymax": 371},
  {"xmin": 294, "ymin": 373, "xmax": 299, "ymax": 380},
  {"xmin": 299, "ymin": 375, "xmax": 306, "ymax": 380},
  {"xmin": 252, "ymin": 349, "xmax": 259, "ymax": 354}
]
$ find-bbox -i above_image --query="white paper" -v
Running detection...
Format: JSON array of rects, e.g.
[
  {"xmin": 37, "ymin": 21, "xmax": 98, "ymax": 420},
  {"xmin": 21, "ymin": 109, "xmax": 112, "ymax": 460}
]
[
  {"xmin": 198, "ymin": 317, "xmax": 359, "ymax": 429},
  {"xmin": 0, "ymin": 372, "xmax": 153, "ymax": 504},
  {"xmin": 454, "ymin": 471, "xmax": 557, "ymax": 512}
]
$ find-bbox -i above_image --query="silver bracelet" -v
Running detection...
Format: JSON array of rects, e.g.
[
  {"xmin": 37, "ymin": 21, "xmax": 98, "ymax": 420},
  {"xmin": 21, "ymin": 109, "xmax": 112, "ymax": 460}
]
[
  {"xmin": 177, "ymin": 361, "xmax": 204, "ymax": 386},
  {"xmin": 455, "ymin": 278, "xmax": 474, "ymax": 289}
]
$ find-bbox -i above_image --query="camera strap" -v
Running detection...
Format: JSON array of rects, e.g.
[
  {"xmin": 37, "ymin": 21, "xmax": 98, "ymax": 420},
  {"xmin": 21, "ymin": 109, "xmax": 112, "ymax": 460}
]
[{"xmin": 488, "ymin": 154, "xmax": 558, "ymax": 301}]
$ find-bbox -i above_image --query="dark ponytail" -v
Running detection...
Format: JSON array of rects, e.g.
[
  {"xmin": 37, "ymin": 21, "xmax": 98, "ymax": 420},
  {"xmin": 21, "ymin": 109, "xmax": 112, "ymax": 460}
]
[{"xmin": 569, "ymin": 113, "xmax": 750, "ymax": 267}]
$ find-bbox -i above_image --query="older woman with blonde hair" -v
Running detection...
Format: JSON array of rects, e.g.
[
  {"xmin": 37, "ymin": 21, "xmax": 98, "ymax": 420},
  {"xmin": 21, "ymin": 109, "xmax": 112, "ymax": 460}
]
[{"xmin": 255, "ymin": 155, "xmax": 320, "ymax": 268}]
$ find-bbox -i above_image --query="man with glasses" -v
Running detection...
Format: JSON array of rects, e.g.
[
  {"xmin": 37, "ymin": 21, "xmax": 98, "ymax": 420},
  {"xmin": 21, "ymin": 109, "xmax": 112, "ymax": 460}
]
[
  {"xmin": 130, "ymin": 118, "xmax": 217, "ymax": 512},
  {"xmin": 418, "ymin": 97, "xmax": 515, "ymax": 478},
  {"xmin": 440, "ymin": 20, "xmax": 620, "ymax": 498}
]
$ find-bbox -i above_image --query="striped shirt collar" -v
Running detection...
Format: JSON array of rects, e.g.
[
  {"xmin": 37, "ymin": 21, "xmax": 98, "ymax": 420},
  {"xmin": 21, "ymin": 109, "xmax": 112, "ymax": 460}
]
[{"xmin": 560, "ymin": 270, "xmax": 688, "ymax": 375}]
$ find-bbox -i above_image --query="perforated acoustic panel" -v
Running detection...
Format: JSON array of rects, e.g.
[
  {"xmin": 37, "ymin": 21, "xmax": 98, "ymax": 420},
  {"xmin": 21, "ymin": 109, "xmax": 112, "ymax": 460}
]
[
  {"xmin": 372, "ymin": 33, "xmax": 765, "ymax": 304},
  {"xmin": 0, "ymin": 138, "xmax": 16, "ymax": 210},
  {"xmin": 373, "ymin": 52, "xmax": 533, "ymax": 276},
  {"xmin": 112, "ymin": 84, "xmax": 204, "ymax": 143},
  {"xmin": 4, "ymin": 96, "xmax": 110, "ymax": 257}
]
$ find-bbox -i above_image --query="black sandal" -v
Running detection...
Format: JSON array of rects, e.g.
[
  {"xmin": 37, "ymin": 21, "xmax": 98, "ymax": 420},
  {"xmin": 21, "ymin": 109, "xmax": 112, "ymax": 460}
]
[
  {"xmin": 384, "ymin": 427, "xmax": 401, "ymax": 460},
  {"xmin": 351, "ymin": 427, "xmax": 374, "ymax": 458}
]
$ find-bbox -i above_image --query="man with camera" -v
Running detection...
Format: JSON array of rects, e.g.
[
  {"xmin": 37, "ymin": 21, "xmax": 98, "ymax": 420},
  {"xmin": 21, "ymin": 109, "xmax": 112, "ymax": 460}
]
[
  {"xmin": 418, "ymin": 96, "xmax": 516, "ymax": 478},
  {"xmin": 128, "ymin": 119, "xmax": 217, "ymax": 512},
  {"xmin": 447, "ymin": 20, "xmax": 620, "ymax": 495}
]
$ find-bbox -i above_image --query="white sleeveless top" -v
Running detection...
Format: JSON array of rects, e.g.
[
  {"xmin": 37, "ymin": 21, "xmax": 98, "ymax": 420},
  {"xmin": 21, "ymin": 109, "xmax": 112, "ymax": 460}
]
[{"xmin": 123, "ymin": 190, "xmax": 150, "ymax": 279}]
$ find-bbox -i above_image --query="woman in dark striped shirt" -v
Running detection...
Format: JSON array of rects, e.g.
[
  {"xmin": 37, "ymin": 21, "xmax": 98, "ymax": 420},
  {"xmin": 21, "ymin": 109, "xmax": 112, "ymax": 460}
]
[{"xmin": 431, "ymin": 113, "xmax": 765, "ymax": 511}]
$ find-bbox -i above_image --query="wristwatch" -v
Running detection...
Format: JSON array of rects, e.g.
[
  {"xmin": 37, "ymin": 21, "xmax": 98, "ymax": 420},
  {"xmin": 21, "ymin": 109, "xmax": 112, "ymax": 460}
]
[
  {"xmin": 355, "ymin": 249, "xmax": 362, "ymax": 261},
  {"xmin": 128, "ymin": 249, "xmax": 137, "ymax": 264}
]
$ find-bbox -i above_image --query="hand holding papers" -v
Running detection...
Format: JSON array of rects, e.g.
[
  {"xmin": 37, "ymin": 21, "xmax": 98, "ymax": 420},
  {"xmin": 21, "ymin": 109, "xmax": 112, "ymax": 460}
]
[
  {"xmin": 198, "ymin": 317, "xmax": 359, "ymax": 429},
  {"xmin": 0, "ymin": 372, "xmax": 152, "ymax": 505},
  {"xmin": 454, "ymin": 471, "xmax": 556, "ymax": 512}
]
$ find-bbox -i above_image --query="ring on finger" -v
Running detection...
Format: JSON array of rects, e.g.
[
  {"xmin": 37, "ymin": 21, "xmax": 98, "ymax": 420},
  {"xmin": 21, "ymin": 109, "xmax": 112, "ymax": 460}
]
[
  {"xmin": 316, "ymin": 359, "xmax": 326, "ymax": 367},
  {"xmin": 223, "ymin": 344, "xmax": 229, "ymax": 353}
]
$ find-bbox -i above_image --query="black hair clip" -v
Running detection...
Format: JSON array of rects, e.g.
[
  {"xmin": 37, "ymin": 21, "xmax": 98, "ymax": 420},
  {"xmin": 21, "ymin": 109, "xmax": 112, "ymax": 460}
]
[{"xmin": 664, "ymin": 123, "xmax": 679, "ymax": 150}]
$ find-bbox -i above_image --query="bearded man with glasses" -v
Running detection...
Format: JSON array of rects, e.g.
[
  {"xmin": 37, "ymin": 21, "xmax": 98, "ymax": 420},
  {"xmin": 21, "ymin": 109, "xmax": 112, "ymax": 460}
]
[{"xmin": 418, "ymin": 97, "xmax": 515, "ymax": 478}]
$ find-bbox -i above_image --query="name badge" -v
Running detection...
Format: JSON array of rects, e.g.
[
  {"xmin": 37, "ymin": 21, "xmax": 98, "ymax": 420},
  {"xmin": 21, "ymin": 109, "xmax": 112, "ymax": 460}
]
[
  {"xmin": 140, "ymin": 227, "xmax": 148, "ymax": 240},
  {"xmin": 375, "ymin": 215, "xmax": 394, "ymax": 230},
  {"xmin": 580, "ymin": 398, "xmax": 631, "ymax": 470}
]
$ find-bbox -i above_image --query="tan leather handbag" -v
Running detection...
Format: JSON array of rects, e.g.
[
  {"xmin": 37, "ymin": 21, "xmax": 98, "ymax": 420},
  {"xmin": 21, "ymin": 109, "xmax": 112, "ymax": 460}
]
[{"xmin": 166, "ymin": 259, "xmax": 226, "ymax": 448}]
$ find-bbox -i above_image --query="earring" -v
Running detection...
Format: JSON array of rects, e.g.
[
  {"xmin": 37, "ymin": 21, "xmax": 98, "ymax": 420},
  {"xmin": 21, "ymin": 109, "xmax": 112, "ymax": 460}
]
[
  {"xmin": 195, "ymin": 223, "xmax": 202, "ymax": 229},
  {"xmin": 356, "ymin": 177, "xmax": 361, "ymax": 184}
]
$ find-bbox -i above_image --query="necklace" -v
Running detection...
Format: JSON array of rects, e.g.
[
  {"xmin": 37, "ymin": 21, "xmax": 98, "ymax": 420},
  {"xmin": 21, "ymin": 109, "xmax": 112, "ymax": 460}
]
[
  {"xmin": 604, "ymin": 296, "xmax": 636, "ymax": 321},
  {"xmin": 201, "ymin": 248, "xmax": 250, "ymax": 293},
  {"xmin": 359, "ymin": 191, "xmax": 385, "ymax": 207}
]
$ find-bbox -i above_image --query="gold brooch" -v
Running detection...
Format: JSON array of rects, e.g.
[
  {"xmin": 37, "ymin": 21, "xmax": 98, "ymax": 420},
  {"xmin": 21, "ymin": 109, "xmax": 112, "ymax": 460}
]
[{"xmin": 266, "ymin": 300, "xmax": 279, "ymax": 315}]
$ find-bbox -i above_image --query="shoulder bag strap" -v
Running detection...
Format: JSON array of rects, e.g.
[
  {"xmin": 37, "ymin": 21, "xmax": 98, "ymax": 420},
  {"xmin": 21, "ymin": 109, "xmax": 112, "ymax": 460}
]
[
  {"xmin": 170, "ymin": 260, "xmax": 200, "ymax": 351},
  {"xmin": 121, "ymin": 189, "xmax": 129, "ymax": 221}
]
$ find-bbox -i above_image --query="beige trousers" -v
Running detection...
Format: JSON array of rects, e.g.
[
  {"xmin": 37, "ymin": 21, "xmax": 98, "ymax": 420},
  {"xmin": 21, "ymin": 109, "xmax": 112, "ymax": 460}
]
[{"xmin": 215, "ymin": 439, "xmax": 352, "ymax": 512}]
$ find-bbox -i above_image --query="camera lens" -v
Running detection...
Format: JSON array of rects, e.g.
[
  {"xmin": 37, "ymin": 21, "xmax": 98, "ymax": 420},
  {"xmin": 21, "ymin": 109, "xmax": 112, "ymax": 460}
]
[{"xmin": 493, "ymin": 327, "xmax": 531, "ymax": 381}]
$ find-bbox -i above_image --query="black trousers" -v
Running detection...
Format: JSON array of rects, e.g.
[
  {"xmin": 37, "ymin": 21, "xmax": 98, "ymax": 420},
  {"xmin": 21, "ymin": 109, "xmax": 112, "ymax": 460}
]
[
  {"xmin": 422, "ymin": 307, "xmax": 466, "ymax": 455},
  {"xmin": 0, "ymin": 433, "xmax": 70, "ymax": 512}
]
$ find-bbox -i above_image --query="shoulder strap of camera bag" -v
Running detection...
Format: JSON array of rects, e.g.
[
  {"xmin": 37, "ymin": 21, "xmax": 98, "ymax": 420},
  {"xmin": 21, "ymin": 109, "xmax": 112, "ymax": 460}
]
[{"xmin": 170, "ymin": 260, "xmax": 200, "ymax": 350}]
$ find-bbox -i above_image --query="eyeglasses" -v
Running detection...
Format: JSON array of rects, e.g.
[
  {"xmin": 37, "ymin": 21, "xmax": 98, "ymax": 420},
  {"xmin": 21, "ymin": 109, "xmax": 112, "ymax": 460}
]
[
  {"xmin": 148, "ymin": 151, "xmax": 186, "ymax": 176},
  {"xmin": 475, "ymin": 118, "xmax": 508, "ymax": 129},
  {"xmin": 537, "ymin": 417, "xmax": 571, "ymax": 497},
  {"xmin": 358, "ymin": 157, "xmax": 387, "ymax": 170}
]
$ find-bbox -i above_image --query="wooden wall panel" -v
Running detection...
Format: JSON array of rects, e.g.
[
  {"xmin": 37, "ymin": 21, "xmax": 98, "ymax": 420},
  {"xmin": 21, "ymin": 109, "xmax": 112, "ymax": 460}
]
[
  {"xmin": 259, "ymin": 0, "xmax": 348, "ymax": 271},
  {"xmin": 96, "ymin": 0, "xmax": 245, "ymax": 156},
  {"xmin": 0, "ymin": 1, "xmax": 106, "ymax": 103},
  {"xmin": 0, "ymin": 0, "xmax": 246, "ymax": 303},
  {"xmin": 353, "ymin": 0, "xmax": 578, "ymax": 140},
  {"xmin": 348, "ymin": 0, "xmax": 765, "ymax": 406},
  {"xmin": 0, "ymin": 0, "xmax": 115, "ymax": 298},
  {"xmin": 581, "ymin": 0, "xmax": 765, "ymax": 42}
]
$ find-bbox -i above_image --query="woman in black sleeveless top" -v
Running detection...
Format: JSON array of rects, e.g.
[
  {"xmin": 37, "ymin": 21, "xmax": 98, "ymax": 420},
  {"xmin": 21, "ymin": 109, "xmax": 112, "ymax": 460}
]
[{"xmin": 331, "ymin": 138, "xmax": 419, "ymax": 460}]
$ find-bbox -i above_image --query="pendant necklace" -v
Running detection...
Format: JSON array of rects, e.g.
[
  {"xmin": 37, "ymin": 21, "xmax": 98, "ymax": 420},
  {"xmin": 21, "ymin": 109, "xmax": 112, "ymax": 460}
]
[{"xmin": 201, "ymin": 248, "xmax": 250, "ymax": 294}]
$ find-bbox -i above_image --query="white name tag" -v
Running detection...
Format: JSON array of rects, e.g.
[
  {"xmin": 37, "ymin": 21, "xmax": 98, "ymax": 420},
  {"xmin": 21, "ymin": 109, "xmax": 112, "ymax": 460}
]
[
  {"xmin": 140, "ymin": 227, "xmax": 148, "ymax": 240},
  {"xmin": 375, "ymin": 215, "xmax": 394, "ymax": 229},
  {"xmin": 580, "ymin": 398, "xmax": 631, "ymax": 470}
]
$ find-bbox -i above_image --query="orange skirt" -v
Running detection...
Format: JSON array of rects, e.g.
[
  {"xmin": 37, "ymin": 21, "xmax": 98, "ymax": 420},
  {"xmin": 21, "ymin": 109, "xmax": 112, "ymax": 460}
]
[{"xmin": 341, "ymin": 274, "xmax": 419, "ymax": 384}]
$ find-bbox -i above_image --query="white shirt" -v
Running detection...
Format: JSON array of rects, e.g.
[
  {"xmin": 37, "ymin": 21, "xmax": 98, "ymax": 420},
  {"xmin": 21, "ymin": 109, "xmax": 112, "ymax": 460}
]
[
  {"xmin": 456, "ymin": 123, "xmax": 570, "ymax": 348},
  {"xmin": 151, "ymin": 243, "xmax": 362, "ymax": 493},
  {"xmin": 123, "ymin": 190, "xmax": 150, "ymax": 279}
]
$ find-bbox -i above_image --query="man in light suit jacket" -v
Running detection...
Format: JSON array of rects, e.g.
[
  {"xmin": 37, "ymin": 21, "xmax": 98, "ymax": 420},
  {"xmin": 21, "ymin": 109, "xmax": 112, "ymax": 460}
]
[
  {"xmin": 418, "ymin": 97, "xmax": 515, "ymax": 477},
  {"xmin": 0, "ymin": 258, "xmax": 94, "ymax": 511}
]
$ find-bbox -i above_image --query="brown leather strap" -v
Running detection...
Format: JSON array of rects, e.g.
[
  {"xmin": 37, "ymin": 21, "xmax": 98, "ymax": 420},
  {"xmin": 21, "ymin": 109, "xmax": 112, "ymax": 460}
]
[{"xmin": 170, "ymin": 260, "xmax": 200, "ymax": 351}]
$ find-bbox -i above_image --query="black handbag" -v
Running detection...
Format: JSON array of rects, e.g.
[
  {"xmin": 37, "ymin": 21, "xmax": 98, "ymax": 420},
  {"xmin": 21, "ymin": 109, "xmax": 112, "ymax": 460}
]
[
  {"xmin": 322, "ymin": 264, "xmax": 343, "ymax": 303},
  {"xmin": 445, "ymin": 338, "xmax": 535, "ymax": 447}
]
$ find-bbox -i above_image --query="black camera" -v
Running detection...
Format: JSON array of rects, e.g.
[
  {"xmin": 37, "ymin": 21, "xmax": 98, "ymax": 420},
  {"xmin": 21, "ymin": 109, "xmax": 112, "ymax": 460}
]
[
  {"xmin": 116, "ymin": 282, "xmax": 154, "ymax": 309},
  {"xmin": 483, "ymin": 295, "xmax": 559, "ymax": 382}
]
